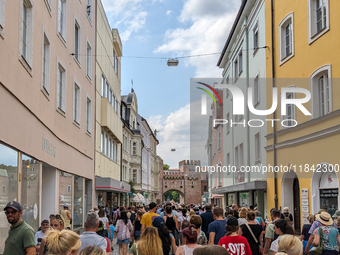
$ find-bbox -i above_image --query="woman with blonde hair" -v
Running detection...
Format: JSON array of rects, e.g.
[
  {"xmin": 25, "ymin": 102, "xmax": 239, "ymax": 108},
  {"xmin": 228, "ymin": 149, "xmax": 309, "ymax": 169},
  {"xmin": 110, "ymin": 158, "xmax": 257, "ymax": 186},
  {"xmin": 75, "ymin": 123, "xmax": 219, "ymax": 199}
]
[
  {"xmin": 238, "ymin": 208, "xmax": 248, "ymax": 226},
  {"xmin": 128, "ymin": 226, "xmax": 163, "ymax": 255},
  {"xmin": 276, "ymin": 235, "xmax": 302, "ymax": 255},
  {"xmin": 78, "ymin": 245, "xmax": 106, "ymax": 255},
  {"xmin": 39, "ymin": 214, "xmax": 65, "ymax": 255},
  {"xmin": 44, "ymin": 229, "xmax": 81, "ymax": 255}
]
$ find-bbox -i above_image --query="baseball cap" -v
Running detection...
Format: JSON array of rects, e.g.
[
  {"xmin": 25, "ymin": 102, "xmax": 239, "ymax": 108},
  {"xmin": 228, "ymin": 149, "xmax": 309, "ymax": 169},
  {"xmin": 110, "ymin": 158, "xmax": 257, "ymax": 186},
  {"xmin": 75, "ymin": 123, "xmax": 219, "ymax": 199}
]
[
  {"xmin": 63, "ymin": 203, "xmax": 69, "ymax": 208},
  {"xmin": 4, "ymin": 201, "xmax": 23, "ymax": 212},
  {"xmin": 227, "ymin": 217, "xmax": 238, "ymax": 227},
  {"xmin": 152, "ymin": 216, "xmax": 165, "ymax": 227}
]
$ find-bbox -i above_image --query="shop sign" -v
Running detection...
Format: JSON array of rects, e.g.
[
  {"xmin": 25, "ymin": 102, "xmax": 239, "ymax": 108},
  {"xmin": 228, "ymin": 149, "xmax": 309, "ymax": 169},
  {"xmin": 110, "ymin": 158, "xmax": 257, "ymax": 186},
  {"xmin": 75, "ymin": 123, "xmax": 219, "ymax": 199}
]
[
  {"xmin": 42, "ymin": 137, "xmax": 56, "ymax": 157},
  {"xmin": 320, "ymin": 189, "xmax": 338, "ymax": 198}
]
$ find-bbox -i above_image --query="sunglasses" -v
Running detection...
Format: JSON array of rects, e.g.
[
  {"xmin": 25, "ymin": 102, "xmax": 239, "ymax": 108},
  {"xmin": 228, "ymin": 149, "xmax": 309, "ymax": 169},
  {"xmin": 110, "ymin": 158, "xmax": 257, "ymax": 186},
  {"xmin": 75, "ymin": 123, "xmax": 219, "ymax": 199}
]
[
  {"xmin": 5, "ymin": 210, "xmax": 19, "ymax": 215},
  {"xmin": 49, "ymin": 214, "xmax": 63, "ymax": 220}
]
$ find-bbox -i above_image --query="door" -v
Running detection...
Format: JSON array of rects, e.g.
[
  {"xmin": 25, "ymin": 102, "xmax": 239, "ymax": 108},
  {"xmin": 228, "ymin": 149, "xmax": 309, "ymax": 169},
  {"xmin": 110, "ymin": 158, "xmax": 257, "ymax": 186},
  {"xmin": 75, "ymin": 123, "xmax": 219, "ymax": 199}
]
[{"xmin": 293, "ymin": 177, "xmax": 300, "ymax": 234}]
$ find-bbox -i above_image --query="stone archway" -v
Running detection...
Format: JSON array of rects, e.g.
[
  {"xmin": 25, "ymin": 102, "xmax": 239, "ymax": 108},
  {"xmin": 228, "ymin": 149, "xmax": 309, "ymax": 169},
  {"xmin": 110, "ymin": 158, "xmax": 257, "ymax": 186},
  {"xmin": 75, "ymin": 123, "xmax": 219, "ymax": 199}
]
[{"xmin": 162, "ymin": 189, "xmax": 185, "ymax": 204}]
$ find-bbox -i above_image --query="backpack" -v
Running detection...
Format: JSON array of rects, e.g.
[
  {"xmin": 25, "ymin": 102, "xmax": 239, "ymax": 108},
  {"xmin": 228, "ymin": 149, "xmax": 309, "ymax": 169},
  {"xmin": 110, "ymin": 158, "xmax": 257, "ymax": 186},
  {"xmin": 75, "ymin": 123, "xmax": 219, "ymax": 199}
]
[{"xmin": 130, "ymin": 212, "xmax": 136, "ymax": 223}]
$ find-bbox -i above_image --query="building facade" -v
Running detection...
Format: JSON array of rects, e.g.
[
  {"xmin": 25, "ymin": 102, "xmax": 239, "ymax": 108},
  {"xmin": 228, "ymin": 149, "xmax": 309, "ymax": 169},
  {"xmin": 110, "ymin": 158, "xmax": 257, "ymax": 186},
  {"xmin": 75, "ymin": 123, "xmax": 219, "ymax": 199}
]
[
  {"xmin": 265, "ymin": 0, "xmax": 340, "ymax": 232},
  {"xmin": 0, "ymin": 0, "xmax": 96, "ymax": 250},
  {"xmin": 214, "ymin": 0, "xmax": 267, "ymax": 215}
]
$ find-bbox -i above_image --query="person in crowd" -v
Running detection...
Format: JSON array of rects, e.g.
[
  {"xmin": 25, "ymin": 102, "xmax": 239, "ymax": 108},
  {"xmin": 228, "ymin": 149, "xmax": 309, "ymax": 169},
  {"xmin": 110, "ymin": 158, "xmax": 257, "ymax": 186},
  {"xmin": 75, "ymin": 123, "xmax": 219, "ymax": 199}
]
[
  {"xmin": 79, "ymin": 213, "xmax": 107, "ymax": 251},
  {"xmin": 201, "ymin": 204, "xmax": 214, "ymax": 239},
  {"xmin": 336, "ymin": 216, "xmax": 340, "ymax": 232},
  {"xmin": 232, "ymin": 204, "xmax": 239, "ymax": 219},
  {"xmin": 238, "ymin": 210, "xmax": 263, "ymax": 255},
  {"xmin": 280, "ymin": 207, "xmax": 294, "ymax": 227},
  {"xmin": 44, "ymin": 229, "xmax": 80, "ymax": 255},
  {"xmin": 237, "ymin": 208, "xmax": 248, "ymax": 226},
  {"xmin": 108, "ymin": 220, "xmax": 115, "ymax": 246},
  {"xmin": 98, "ymin": 208, "xmax": 110, "ymax": 238},
  {"xmin": 276, "ymin": 235, "xmax": 302, "ymax": 255},
  {"xmin": 134, "ymin": 211, "xmax": 143, "ymax": 241},
  {"xmin": 3, "ymin": 201, "xmax": 36, "ymax": 255},
  {"xmin": 141, "ymin": 202, "xmax": 159, "ymax": 233},
  {"xmin": 79, "ymin": 245, "xmax": 106, "ymax": 255},
  {"xmin": 218, "ymin": 217, "xmax": 252, "ymax": 255},
  {"xmin": 193, "ymin": 245, "xmax": 230, "ymax": 255},
  {"xmin": 39, "ymin": 214, "xmax": 65, "ymax": 255},
  {"xmin": 194, "ymin": 206, "xmax": 201, "ymax": 216},
  {"xmin": 129, "ymin": 226, "xmax": 163, "ymax": 255},
  {"xmin": 116, "ymin": 210, "xmax": 133, "ymax": 255},
  {"xmin": 263, "ymin": 209, "xmax": 282, "ymax": 254},
  {"xmin": 112, "ymin": 206, "xmax": 119, "ymax": 226},
  {"xmin": 312, "ymin": 211, "xmax": 340, "ymax": 255},
  {"xmin": 190, "ymin": 210, "xmax": 196, "ymax": 218},
  {"xmin": 176, "ymin": 224, "xmax": 201, "ymax": 255},
  {"xmin": 208, "ymin": 207, "xmax": 228, "ymax": 245},
  {"xmin": 300, "ymin": 214, "xmax": 314, "ymax": 253},
  {"xmin": 254, "ymin": 211, "xmax": 265, "ymax": 227},
  {"xmin": 60, "ymin": 203, "xmax": 72, "ymax": 230},
  {"xmin": 332, "ymin": 210, "xmax": 340, "ymax": 221},
  {"xmin": 224, "ymin": 208, "xmax": 234, "ymax": 221},
  {"xmin": 160, "ymin": 203, "xmax": 175, "ymax": 217},
  {"xmin": 35, "ymin": 219, "xmax": 49, "ymax": 252},
  {"xmin": 270, "ymin": 219, "xmax": 295, "ymax": 253},
  {"xmin": 153, "ymin": 216, "xmax": 177, "ymax": 255},
  {"xmin": 163, "ymin": 205, "xmax": 179, "ymax": 238},
  {"xmin": 94, "ymin": 206, "xmax": 99, "ymax": 214},
  {"xmin": 96, "ymin": 221, "xmax": 112, "ymax": 254},
  {"xmin": 190, "ymin": 215, "xmax": 207, "ymax": 245},
  {"xmin": 178, "ymin": 208, "xmax": 190, "ymax": 231}
]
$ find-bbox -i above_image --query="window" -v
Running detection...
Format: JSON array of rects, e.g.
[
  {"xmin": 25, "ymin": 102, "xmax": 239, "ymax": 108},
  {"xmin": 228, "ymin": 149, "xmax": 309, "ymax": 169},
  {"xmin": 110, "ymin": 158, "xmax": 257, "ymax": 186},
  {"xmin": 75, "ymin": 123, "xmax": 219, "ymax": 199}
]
[
  {"xmin": 87, "ymin": 0, "xmax": 92, "ymax": 21},
  {"xmin": 113, "ymin": 50, "xmax": 118, "ymax": 75},
  {"xmin": 238, "ymin": 50, "xmax": 243, "ymax": 74},
  {"xmin": 101, "ymin": 75, "xmax": 106, "ymax": 97},
  {"xmin": 133, "ymin": 142, "xmax": 137, "ymax": 155},
  {"xmin": 234, "ymin": 59, "xmax": 238, "ymax": 80},
  {"xmin": 311, "ymin": 65, "xmax": 332, "ymax": 118},
  {"xmin": 239, "ymin": 143, "xmax": 243, "ymax": 167},
  {"xmin": 86, "ymin": 42, "xmax": 92, "ymax": 78},
  {"xmin": 225, "ymin": 75, "xmax": 230, "ymax": 97},
  {"xmin": 67, "ymin": 185, "xmax": 71, "ymax": 193},
  {"xmin": 235, "ymin": 146, "xmax": 239, "ymax": 169},
  {"xmin": 279, "ymin": 13, "xmax": 294, "ymax": 65},
  {"xmin": 308, "ymin": 0, "xmax": 329, "ymax": 43},
  {"xmin": 86, "ymin": 96, "xmax": 92, "ymax": 133},
  {"xmin": 101, "ymin": 129, "xmax": 104, "ymax": 153},
  {"xmin": 42, "ymin": 34, "xmax": 51, "ymax": 94},
  {"xmin": 253, "ymin": 22, "xmax": 259, "ymax": 53},
  {"xmin": 74, "ymin": 21, "xmax": 80, "ymax": 62},
  {"xmin": 254, "ymin": 75, "xmax": 260, "ymax": 106},
  {"xmin": 255, "ymin": 133, "xmax": 261, "ymax": 163},
  {"xmin": 58, "ymin": 0, "xmax": 67, "ymax": 40},
  {"xmin": 57, "ymin": 64, "xmax": 66, "ymax": 112},
  {"xmin": 226, "ymin": 113, "xmax": 230, "ymax": 134},
  {"xmin": 73, "ymin": 83, "xmax": 80, "ymax": 124},
  {"xmin": 218, "ymin": 128, "xmax": 221, "ymax": 150},
  {"xmin": 285, "ymin": 93, "xmax": 295, "ymax": 126},
  {"xmin": 20, "ymin": 0, "xmax": 33, "ymax": 68},
  {"xmin": 133, "ymin": 169, "xmax": 137, "ymax": 183}
]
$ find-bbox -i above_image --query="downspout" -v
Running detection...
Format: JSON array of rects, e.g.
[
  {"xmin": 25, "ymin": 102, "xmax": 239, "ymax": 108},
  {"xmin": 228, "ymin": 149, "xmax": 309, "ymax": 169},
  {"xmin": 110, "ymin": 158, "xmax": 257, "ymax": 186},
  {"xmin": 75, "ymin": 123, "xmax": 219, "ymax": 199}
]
[
  {"xmin": 94, "ymin": 0, "xmax": 98, "ymax": 209},
  {"xmin": 271, "ymin": 0, "xmax": 278, "ymax": 209},
  {"xmin": 245, "ymin": 19, "xmax": 251, "ymax": 184}
]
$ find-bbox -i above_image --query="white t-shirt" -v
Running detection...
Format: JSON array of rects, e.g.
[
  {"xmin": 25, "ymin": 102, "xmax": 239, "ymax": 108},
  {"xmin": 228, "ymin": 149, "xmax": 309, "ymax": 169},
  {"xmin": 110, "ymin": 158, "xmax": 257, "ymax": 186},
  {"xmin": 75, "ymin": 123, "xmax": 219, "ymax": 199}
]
[
  {"xmin": 270, "ymin": 235, "xmax": 282, "ymax": 252},
  {"xmin": 35, "ymin": 230, "xmax": 46, "ymax": 245},
  {"xmin": 99, "ymin": 217, "xmax": 109, "ymax": 230}
]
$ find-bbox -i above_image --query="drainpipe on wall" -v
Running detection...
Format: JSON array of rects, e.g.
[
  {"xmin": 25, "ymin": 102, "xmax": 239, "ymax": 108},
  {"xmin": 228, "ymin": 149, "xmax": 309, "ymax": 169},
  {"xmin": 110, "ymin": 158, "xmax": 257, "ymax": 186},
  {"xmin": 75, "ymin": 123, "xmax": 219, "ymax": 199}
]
[
  {"xmin": 245, "ymin": 19, "xmax": 251, "ymax": 184},
  {"xmin": 271, "ymin": 0, "xmax": 278, "ymax": 209}
]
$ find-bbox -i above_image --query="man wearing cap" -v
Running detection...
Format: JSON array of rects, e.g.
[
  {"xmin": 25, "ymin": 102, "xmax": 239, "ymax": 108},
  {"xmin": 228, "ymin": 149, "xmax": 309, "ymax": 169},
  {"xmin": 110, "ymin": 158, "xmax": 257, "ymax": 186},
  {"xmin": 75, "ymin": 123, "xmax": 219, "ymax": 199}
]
[
  {"xmin": 140, "ymin": 202, "xmax": 159, "ymax": 234},
  {"xmin": 60, "ymin": 203, "xmax": 72, "ymax": 229},
  {"xmin": 3, "ymin": 201, "xmax": 36, "ymax": 255},
  {"xmin": 35, "ymin": 219, "xmax": 49, "ymax": 252}
]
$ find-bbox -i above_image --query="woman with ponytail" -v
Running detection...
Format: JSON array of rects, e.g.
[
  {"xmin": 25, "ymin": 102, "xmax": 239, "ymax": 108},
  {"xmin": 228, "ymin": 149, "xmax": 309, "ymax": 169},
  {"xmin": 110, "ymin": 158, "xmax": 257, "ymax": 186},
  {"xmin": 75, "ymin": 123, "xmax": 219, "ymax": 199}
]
[
  {"xmin": 175, "ymin": 224, "xmax": 201, "ymax": 255},
  {"xmin": 218, "ymin": 217, "xmax": 252, "ymax": 255},
  {"xmin": 128, "ymin": 226, "xmax": 163, "ymax": 255},
  {"xmin": 44, "ymin": 229, "xmax": 81, "ymax": 255},
  {"xmin": 270, "ymin": 219, "xmax": 295, "ymax": 254}
]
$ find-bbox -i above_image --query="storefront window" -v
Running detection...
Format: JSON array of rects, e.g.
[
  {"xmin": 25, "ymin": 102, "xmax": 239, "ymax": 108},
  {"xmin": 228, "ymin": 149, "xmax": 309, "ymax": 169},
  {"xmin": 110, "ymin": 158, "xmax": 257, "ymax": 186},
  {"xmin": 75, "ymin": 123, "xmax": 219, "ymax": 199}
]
[
  {"xmin": 85, "ymin": 179, "xmax": 92, "ymax": 215},
  {"xmin": 319, "ymin": 171, "xmax": 338, "ymax": 216},
  {"xmin": 59, "ymin": 171, "xmax": 73, "ymax": 214},
  {"xmin": 21, "ymin": 154, "xmax": 40, "ymax": 232},
  {"xmin": 239, "ymin": 192, "xmax": 249, "ymax": 207},
  {"xmin": 0, "ymin": 143, "xmax": 18, "ymax": 254},
  {"xmin": 74, "ymin": 176, "xmax": 83, "ymax": 229},
  {"xmin": 228, "ymin": 193, "xmax": 235, "ymax": 206}
]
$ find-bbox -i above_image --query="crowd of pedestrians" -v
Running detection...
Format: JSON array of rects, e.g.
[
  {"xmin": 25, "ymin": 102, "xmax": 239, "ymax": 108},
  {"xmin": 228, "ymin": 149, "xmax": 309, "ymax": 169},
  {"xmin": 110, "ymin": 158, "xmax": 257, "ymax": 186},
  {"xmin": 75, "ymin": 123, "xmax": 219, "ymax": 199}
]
[{"xmin": 3, "ymin": 200, "xmax": 340, "ymax": 255}]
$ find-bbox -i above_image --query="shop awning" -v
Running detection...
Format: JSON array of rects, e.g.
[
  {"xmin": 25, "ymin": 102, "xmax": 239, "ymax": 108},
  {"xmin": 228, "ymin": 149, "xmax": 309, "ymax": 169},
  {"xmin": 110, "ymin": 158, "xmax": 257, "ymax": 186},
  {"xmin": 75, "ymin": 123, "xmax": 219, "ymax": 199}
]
[
  {"xmin": 212, "ymin": 180, "xmax": 267, "ymax": 194},
  {"xmin": 95, "ymin": 176, "xmax": 130, "ymax": 193}
]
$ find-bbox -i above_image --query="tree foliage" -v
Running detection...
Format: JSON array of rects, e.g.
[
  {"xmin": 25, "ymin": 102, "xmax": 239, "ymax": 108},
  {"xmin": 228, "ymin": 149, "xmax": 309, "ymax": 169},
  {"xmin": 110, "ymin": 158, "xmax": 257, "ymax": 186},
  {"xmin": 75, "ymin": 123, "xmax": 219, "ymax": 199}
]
[{"xmin": 163, "ymin": 164, "xmax": 170, "ymax": 170}]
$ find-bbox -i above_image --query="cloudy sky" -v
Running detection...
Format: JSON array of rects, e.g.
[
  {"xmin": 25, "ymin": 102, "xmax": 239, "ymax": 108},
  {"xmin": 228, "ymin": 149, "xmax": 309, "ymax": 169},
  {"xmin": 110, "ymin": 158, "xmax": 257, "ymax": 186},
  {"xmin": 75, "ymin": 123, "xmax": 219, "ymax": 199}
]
[{"xmin": 102, "ymin": 0, "xmax": 241, "ymax": 168}]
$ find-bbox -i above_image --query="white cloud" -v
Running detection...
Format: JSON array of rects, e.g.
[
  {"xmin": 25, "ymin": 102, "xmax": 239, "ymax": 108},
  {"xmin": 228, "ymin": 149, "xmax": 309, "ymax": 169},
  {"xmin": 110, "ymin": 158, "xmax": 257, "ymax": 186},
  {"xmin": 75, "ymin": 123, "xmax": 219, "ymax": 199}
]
[
  {"xmin": 166, "ymin": 10, "xmax": 172, "ymax": 16},
  {"xmin": 101, "ymin": 0, "xmax": 161, "ymax": 41},
  {"xmin": 154, "ymin": 0, "xmax": 241, "ymax": 77}
]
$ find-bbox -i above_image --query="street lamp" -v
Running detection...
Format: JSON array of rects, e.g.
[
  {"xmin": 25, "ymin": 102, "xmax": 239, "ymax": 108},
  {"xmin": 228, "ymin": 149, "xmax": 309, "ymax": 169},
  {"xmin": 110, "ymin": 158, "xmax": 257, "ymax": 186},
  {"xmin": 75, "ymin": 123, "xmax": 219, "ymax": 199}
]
[{"xmin": 167, "ymin": 59, "xmax": 179, "ymax": 66}]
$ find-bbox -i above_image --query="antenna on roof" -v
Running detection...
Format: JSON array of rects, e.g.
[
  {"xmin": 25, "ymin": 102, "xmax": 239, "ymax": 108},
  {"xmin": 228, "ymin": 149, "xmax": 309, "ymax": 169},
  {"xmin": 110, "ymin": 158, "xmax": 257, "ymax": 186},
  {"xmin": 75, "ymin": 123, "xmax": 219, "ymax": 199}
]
[{"xmin": 131, "ymin": 79, "xmax": 134, "ymax": 92}]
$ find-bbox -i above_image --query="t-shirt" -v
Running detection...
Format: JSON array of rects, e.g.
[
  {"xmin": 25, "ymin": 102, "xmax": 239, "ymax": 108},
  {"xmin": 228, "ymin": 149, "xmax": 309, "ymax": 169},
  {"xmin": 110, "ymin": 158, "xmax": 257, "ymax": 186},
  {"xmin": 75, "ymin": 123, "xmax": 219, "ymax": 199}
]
[
  {"xmin": 140, "ymin": 212, "xmax": 159, "ymax": 228},
  {"xmin": 3, "ymin": 221, "xmax": 36, "ymax": 255},
  {"xmin": 270, "ymin": 235, "xmax": 281, "ymax": 252},
  {"xmin": 218, "ymin": 235, "xmax": 252, "ymax": 255},
  {"xmin": 314, "ymin": 226, "xmax": 339, "ymax": 251},
  {"xmin": 35, "ymin": 230, "xmax": 45, "ymax": 245},
  {"xmin": 208, "ymin": 219, "xmax": 228, "ymax": 245},
  {"xmin": 200, "ymin": 211, "xmax": 214, "ymax": 235},
  {"xmin": 79, "ymin": 231, "xmax": 107, "ymax": 251},
  {"xmin": 240, "ymin": 224, "xmax": 262, "ymax": 255},
  {"xmin": 301, "ymin": 224, "xmax": 311, "ymax": 241},
  {"xmin": 238, "ymin": 218, "xmax": 248, "ymax": 226},
  {"xmin": 99, "ymin": 216, "xmax": 109, "ymax": 230}
]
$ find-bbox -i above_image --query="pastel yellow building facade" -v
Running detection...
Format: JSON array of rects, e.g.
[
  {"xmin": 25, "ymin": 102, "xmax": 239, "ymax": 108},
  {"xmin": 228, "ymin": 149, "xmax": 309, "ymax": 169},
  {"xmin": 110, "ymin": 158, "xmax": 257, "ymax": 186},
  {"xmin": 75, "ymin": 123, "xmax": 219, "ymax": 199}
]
[{"xmin": 265, "ymin": 0, "xmax": 340, "ymax": 231}]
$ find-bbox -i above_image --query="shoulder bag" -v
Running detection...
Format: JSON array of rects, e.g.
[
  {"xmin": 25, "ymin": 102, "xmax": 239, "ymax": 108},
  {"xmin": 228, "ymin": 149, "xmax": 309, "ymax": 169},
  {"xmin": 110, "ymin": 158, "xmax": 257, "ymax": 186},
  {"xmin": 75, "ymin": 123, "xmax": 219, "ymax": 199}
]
[
  {"xmin": 245, "ymin": 223, "xmax": 262, "ymax": 252},
  {"xmin": 309, "ymin": 227, "xmax": 323, "ymax": 255}
]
